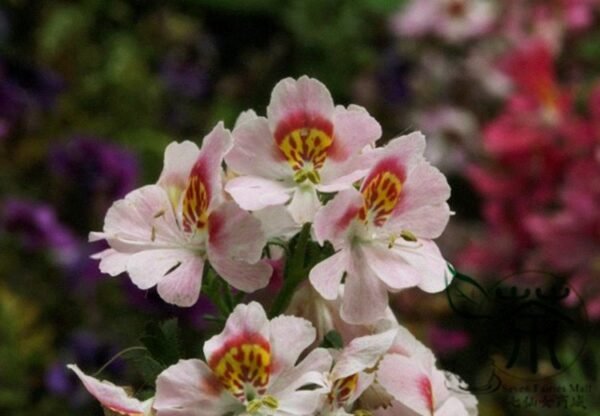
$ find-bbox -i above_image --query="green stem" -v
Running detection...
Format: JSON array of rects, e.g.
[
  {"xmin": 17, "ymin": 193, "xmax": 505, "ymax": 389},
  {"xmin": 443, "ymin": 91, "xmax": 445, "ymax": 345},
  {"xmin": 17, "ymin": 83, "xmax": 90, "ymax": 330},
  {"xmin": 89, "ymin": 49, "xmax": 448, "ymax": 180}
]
[{"xmin": 269, "ymin": 222, "xmax": 312, "ymax": 317}]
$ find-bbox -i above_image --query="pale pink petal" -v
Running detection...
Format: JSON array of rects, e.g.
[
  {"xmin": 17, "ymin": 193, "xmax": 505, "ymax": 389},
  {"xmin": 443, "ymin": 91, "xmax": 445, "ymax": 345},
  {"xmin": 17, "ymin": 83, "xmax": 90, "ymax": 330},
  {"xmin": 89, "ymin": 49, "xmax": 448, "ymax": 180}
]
[
  {"xmin": 157, "ymin": 141, "xmax": 200, "ymax": 191},
  {"xmin": 233, "ymin": 109, "xmax": 258, "ymax": 128},
  {"xmin": 208, "ymin": 201, "xmax": 267, "ymax": 264},
  {"xmin": 341, "ymin": 249, "xmax": 389, "ymax": 324},
  {"xmin": 203, "ymin": 302, "xmax": 271, "ymax": 364},
  {"xmin": 225, "ymin": 176, "xmax": 293, "ymax": 211},
  {"xmin": 207, "ymin": 251, "xmax": 271, "ymax": 293},
  {"xmin": 436, "ymin": 397, "xmax": 469, "ymax": 416},
  {"xmin": 327, "ymin": 104, "xmax": 381, "ymax": 162},
  {"xmin": 267, "ymin": 76, "xmax": 335, "ymax": 130},
  {"xmin": 98, "ymin": 185, "xmax": 182, "ymax": 250},
  {"xmin": 156, "ymin": 255, "xmax": 205, "ymax": 307},
  {"xmin": 287, "ymin": 186, "xmax": 321, "ymax": 224},
  {"xmin": 309, "ymin": 249, "xmax": 349, "ymax": 300},
  {"xmin": 313, "ymin": 188, "xmax": 362, "ymax": 247},
  {"xmin": 377, "ymin": 354, "xmax": 433, "ymax": 416},
  {"xmin": 387, "ymin": 204, "xmax": 452, "ymax": 240},
  {"xmin": 361, "ymin": 244, "xmax": 421, "ymax": 291},
  {"xmin": 269, "ymin": 348, "xmax": 332, "ymax": 396},
  {"xmin": 91, "ymin": 248, "xmax": 129, "ymax": 276},
  {"xmin": 67, "ymin": 365, "xmax": 146, "ymax": 416},
  {"xmin": 399, "ymin": 160, "xmax": 450, "ymax": 209},
  {"xmin": 126, "ymin": 248, "xmax": 195, "ymax": 292},
  {"xmin": 331, "ymin": 329, "xmax": 397, "ymax": 380},
  {"xmin": 361, "ymin": 132, "xmax": 426, "ymax": 189},
  {"xmin": 226, "ymin": 116, "xmax": 291, "ymax": 179},
  {"xmin": 269, "ymin": 315, "xmax": 316, "ymax": 378},
  {"xmin": 394, "ymin": 240, "xmax": 452, "ymax": 293},
  {"xmin": 192, "ymin": 122, "xmax": 233, "ymax": 211},
  {"xmin": 318, "ymin": 155, "xmax": 371, "ymax": 193},
  {"xmin": 154, "ymin": 359, "xmax": 240, "ymax": 416},
  {"xmin": 252, "ymin": 205, "xmax": 299, "ymax": 240}
]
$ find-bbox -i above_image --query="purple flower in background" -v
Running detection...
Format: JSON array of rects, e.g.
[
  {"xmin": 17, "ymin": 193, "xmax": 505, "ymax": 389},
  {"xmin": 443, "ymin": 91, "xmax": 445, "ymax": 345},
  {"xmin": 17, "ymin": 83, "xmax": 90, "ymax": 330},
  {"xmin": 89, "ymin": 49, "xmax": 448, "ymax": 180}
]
[
  {"xmin": 0, "ymin": 59, "xmax": 63, "ymax": 140},
  {"xmin": 50, "ymin": 136, "xmax": 138, "ymax": 203},
  {"xmin": 1, "ymin": 198, "xmax": 79, "ymax": 265}
]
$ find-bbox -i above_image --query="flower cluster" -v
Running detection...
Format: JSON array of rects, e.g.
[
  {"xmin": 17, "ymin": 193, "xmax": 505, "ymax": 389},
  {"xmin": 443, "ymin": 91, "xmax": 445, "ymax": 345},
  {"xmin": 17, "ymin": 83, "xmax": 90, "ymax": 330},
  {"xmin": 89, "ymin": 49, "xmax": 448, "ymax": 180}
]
[{"xmin": 69, "ymin": 76, "xmax": 467, "ymax": 415}]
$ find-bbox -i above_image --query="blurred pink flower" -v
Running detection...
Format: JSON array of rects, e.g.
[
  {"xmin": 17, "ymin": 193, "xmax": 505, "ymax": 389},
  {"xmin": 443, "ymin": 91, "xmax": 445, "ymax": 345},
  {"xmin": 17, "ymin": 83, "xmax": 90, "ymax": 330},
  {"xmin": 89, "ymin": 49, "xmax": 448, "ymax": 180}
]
[{"xmin": 390, "ymin": 0, "xmax": 496, "ymax": 42}]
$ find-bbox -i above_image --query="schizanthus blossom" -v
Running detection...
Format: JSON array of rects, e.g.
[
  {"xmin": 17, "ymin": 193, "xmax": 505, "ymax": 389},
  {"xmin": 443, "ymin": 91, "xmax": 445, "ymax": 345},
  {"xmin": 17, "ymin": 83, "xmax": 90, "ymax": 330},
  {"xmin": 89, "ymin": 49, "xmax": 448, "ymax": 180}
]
[
  {"xmin": 91, "ymin": 123, "xmax": 271, "ymax": 307},
  {"xmin": 309, "ymin": 132, "xmax": 453, "ymax": 324},
  {"xmin": 154, "ymin": 302, "xmax": 332, "ymax": 416},
  {"xmin": 225, "ymin": 76, "xmax": 381, "ymax": 224}
]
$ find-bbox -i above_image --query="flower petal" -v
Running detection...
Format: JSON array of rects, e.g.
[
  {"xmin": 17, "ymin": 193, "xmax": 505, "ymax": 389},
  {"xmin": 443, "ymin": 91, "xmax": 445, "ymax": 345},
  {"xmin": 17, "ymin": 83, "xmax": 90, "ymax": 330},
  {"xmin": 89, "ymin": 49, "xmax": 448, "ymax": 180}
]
[
  {"xmin": 287, "ymin": 186, "xmax": 321, "ymax": 224},
  {"xmin": 327, "ymin": 104, "xmax": 381, "ymax": 162},
  {"xmin": 360, "ymin": 243, "xmax": 421, "ymax": 291},
  {"xmin": 191, "ymin": 122, "xmax": 233, "ymax": 211},
  {"xmin": 207, "ymin": 252, "xmax": 271, "ymax": 293},
  {"xmin": 387, "ymin": 204, "xmax": 452, "ymax": 240},
  {"xmin": 154, "ymin": 359, "xmax": 240, "ymax": 416},
  {"xmin": 331, "ymin": 329, "xmax": 397, "ymax": 380},
  {"xmin": 203, "ymin": 302, "xmax": 271, "ymax": 364},
  {"xmin": 226, "ymin": 116, "xmax": 291, "ymax": 179},
  {"xmin": 225, "ymin": 176, "xmax": 293, "ymax": 211},
  {"xmin": 395, "ymin": 240, "xmax": 452, "ymax": 293},
  {"xmin": 252, "ymin": 205, "xmax": 299, "ymax": 240},
  {"xmin": 436, "ymin": 396, "xmax": 470, "ymax": 416},
  {"xmin": 157, "ymin": 141, "xmax": 200, "ymax": 192},
  {"xmin": 309, "ymin": 249, "xmax": 349, "ymax": 300},
  {"xmin": 67, "ymin": 364, "xmax": 147, "ymax": 416},
  {"xmin": 96, "ymin": 185, "xmax": 182, "ymax": 251},
  {"xmin": 269, "ymin": 347, "xmax": 332, "ymax": 397},
  {"xmin": 126, "ymin": 248, "xmax": 195, "ymax": 292},
  {"xmin": 156, "ymin": 255, "xmax": 205, "ymax": 307},
  {"xmin": 269, "ymin": 315, "xmax": 316, "ymax": 378},
  {"xmin": 313, "ymin": 188, "xmax": 362, "ymax": 247},
  {"xmin": 208, "ymin": 201, "xmax": 267, "ymax": 264},
  {"xmin": 91, "ymin": 248, "xmax": 130, "ymax": 276},
  {"xmin": 267, "ymin": 76, "xmax": 335, "ymax": 131},
  {"xmin": 341, "ymin": 249, "xmax": 389, "ymax": 324},
  {"xmin": 377, "ymin": 353, "xmax": 434, "ymax": 416}
]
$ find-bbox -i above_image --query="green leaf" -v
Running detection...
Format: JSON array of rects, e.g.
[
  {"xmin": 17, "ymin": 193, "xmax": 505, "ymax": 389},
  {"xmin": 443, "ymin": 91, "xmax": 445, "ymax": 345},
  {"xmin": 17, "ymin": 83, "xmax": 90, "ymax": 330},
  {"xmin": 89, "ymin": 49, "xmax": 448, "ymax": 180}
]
[
  {"xmin": 139, "ymin": 319, "xmax": 181, "ymax": 367},
  {"xmin": 321, "ymin": 330, "xmax": 344, "ymax": 349}
]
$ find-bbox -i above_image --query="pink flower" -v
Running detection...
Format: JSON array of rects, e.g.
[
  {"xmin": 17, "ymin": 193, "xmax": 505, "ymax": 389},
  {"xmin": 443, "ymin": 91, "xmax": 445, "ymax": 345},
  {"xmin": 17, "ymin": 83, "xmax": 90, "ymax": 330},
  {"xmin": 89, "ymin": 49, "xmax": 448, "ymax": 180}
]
[
  {"xmin": 90, "ymin": 123, "xmax": 272, "ymax": 307},
  {"xmin": 390, "ymin": 0, "xmax": 495, "ymax": 43},
  {"xmin": 67, "ymin": 364, "xmax": 153, "ymax": 416},
  {"xmin": 153, "ymin": 302, "xmax": 332, "ymax": 416},
  {"xmin": 319, "ymin": 330, "xmax": 397, "ymax": 415},
  {"xmin": 309, "ymin": 133, "xmax": 452, "ymax": 324},
  {"xmin": 376, "ymin": 348, "xmax": 477, "ymax": 416},
  {"xmin": 225, "ymin": 76, "xmax": 381, "ymax": 224}
]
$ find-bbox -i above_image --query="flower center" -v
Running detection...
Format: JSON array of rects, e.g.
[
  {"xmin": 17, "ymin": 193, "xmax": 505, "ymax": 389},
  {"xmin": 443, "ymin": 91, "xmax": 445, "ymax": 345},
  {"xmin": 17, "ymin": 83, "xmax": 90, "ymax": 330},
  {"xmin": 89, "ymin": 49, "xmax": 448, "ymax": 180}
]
[
  {"xmin": 446, "ymin": 0, "xmax": 466, "ymax": 17},
  {"xmin": 328, "ymin": 373, "xmax": 359, "ymax": 407},
  {"xmin": 275, "ymin": 113, "xmax": 334, "ymax": 184},
  {"xmin": 182, "ymin": 173, "xmax": 209, "ymax": 234},
  {"xmin": 210, "ymin": 339, "xmax": 272, "ymax": 400},
  {"xmin": 358, "ymin": 171, "xmax": 403, "ymax": 226}
]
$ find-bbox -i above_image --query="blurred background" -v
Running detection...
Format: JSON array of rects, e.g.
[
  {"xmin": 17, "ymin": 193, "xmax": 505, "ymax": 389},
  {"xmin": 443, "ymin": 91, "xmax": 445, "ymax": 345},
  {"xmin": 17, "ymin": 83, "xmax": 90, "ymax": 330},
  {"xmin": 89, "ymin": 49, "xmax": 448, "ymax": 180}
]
[{"xmin": 0, "ymin": 0, "xmax": 599, "ymax": 414}]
